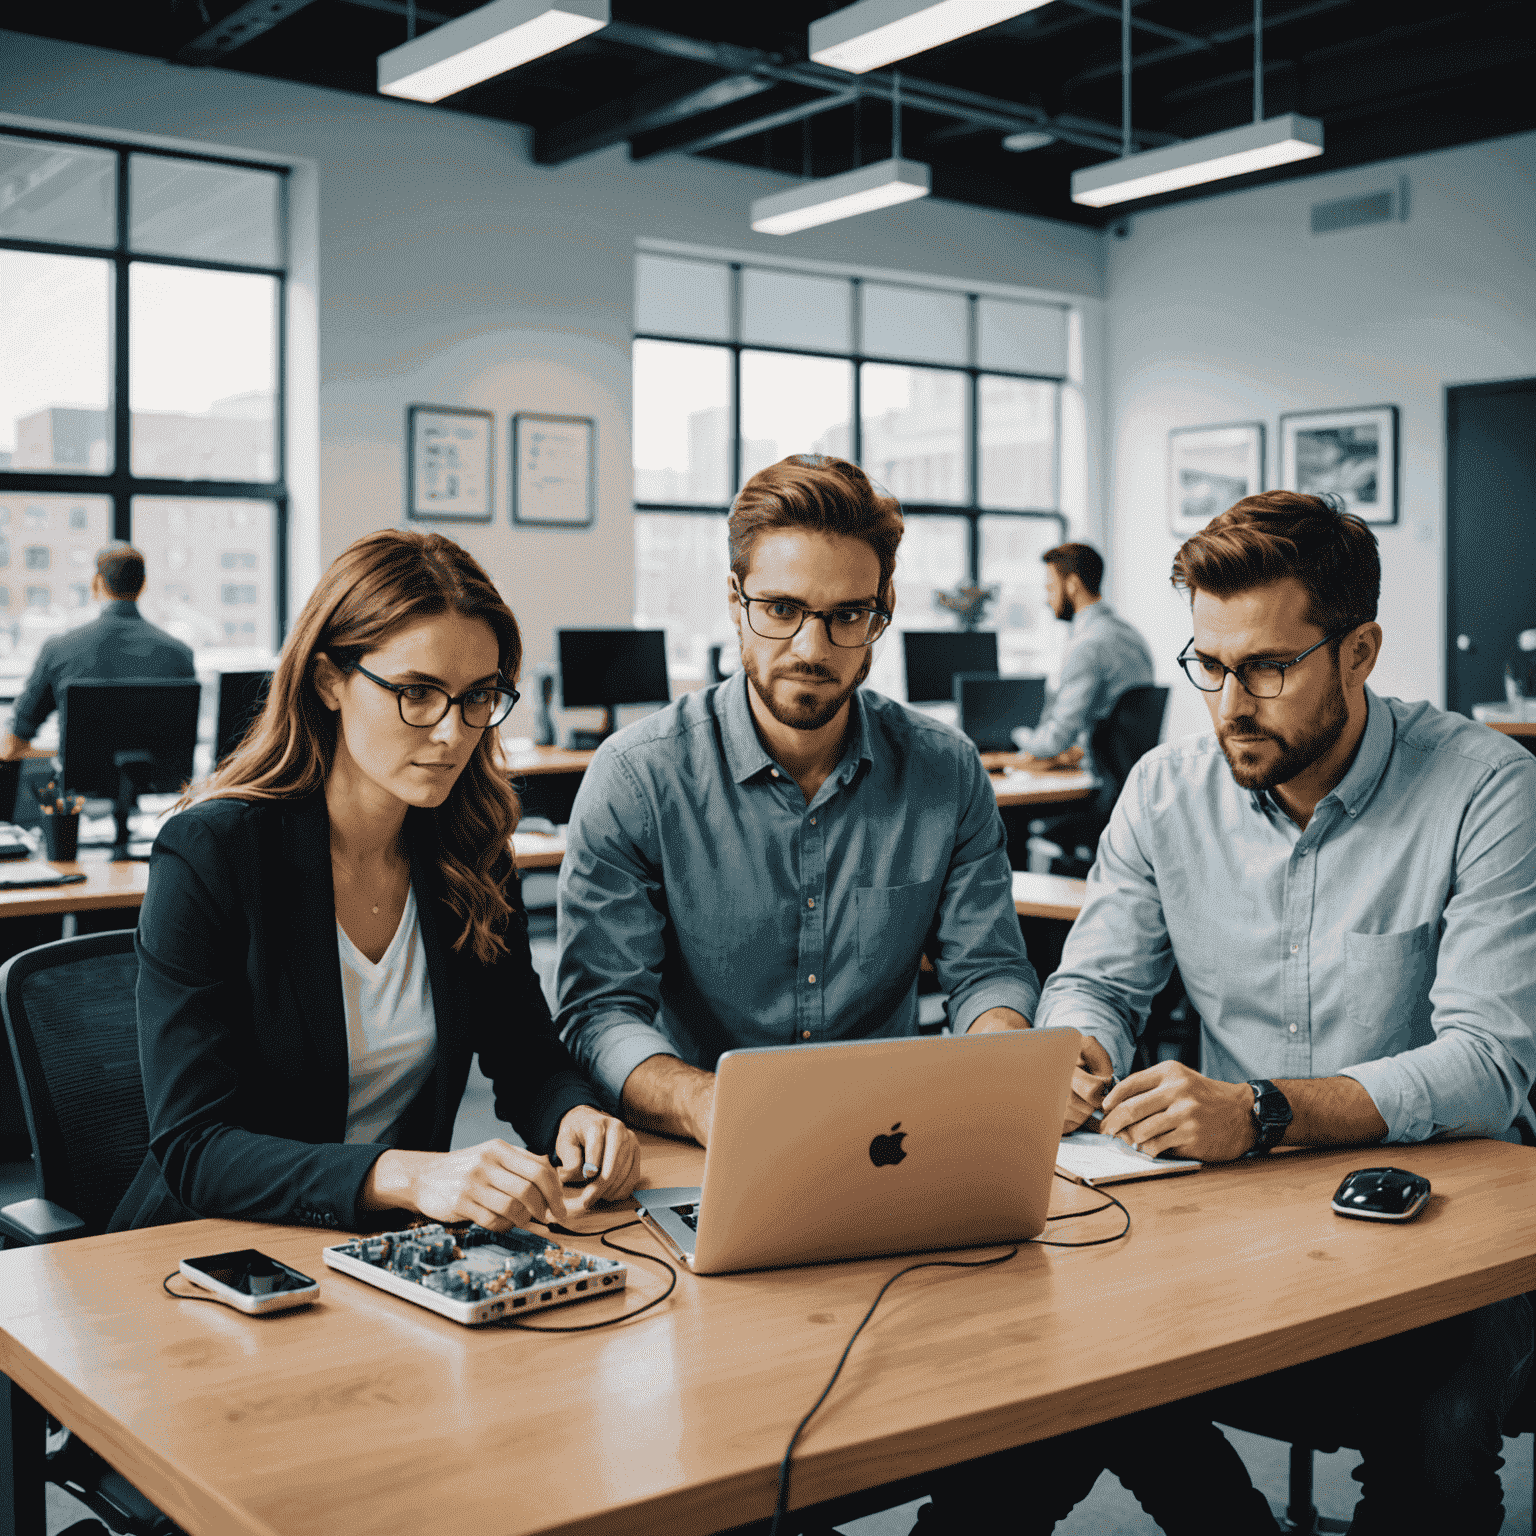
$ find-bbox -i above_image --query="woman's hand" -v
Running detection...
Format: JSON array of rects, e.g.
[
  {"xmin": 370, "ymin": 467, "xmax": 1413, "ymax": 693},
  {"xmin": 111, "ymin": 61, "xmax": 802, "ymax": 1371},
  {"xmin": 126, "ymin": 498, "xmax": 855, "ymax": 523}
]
[
  {"xmin": 363, "ymin": 1141, "xmax": 568, "ymax": 1231},
  {"xmin": 554, "ymin": 1105, "xmax": 642, "ymax": 1211}
]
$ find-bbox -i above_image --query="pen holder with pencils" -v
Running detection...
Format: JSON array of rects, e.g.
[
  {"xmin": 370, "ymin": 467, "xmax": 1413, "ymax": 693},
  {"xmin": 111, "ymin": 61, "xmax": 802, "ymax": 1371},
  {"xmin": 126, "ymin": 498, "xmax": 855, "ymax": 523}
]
[{"xmin": 37, "ymin": 782, "xmax": 83, "ymax": 862}]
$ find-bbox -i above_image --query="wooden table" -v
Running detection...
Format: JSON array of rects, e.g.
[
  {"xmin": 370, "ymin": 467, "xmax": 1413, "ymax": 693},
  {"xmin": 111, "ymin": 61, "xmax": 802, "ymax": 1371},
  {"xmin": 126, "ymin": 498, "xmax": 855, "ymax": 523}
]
[
  {"xmin": 503, "ymin": 745, "xmax": 596, "ymax": 776},
  {"xmin": 0, "ymin": 837, "xmax": 570, "ymax": 926},
  {"xmin": 1013, "ymin": 871, "xmax": 1087, "ymax": 922},
  {"xmin": 991, "ymin": 769, "xmax": 1095, "ymax": 808},
  {"xmin": 5, "ymin": 1135, "xmax": 1534, "ymax": 1536}
]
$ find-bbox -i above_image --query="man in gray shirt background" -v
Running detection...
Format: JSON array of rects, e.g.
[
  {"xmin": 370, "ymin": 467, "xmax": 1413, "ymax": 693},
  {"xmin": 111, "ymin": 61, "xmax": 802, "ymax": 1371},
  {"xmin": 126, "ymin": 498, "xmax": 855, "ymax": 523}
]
[
  {"xmin": 1031, "ymin": 491, "xmax": 1535, "ymax": 1534},
  {"xmin": 1, "ymin": 542, "xmax": 195, "ymax": 764},
  {"xmin": 555, "ymin": 453, "xmax": 1038, "ymax": 1148},
  {"xmin": 1011, "ymin": 540, "xmax": 1154, "ymax": 768}
]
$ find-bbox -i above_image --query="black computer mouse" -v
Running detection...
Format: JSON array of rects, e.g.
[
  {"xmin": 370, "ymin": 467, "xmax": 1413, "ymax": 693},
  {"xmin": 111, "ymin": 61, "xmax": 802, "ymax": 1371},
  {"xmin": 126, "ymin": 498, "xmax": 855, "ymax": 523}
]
[{"xmin": 1331, "ymin": 1167, "xmax": 1432, "ymax": 1222}]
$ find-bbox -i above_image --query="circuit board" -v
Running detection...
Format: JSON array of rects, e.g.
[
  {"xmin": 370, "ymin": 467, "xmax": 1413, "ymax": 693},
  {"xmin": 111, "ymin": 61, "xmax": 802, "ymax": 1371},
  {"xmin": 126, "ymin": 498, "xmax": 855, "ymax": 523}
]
[{"xmin": 322, "ymin": 1223, "xmax": 627, "ymax": 1325}]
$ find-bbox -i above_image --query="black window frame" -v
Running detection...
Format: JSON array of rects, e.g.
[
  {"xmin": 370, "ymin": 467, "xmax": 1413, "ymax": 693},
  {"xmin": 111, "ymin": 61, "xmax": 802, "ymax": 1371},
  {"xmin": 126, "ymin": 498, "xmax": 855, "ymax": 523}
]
[
  {"xmin": 633, "ymin": 263, "xmax": 1070, "ymax": 576},
  {"xmin": 0, "ymin": 125, "xmax": 290, "ymax": 640}
]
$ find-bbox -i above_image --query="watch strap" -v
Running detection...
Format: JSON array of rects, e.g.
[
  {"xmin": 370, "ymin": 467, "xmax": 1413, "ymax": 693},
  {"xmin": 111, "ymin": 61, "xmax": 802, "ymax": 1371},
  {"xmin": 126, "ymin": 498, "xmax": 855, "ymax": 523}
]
[{"xmin": 1245, "ymin": 1078, "xmax": 1292, "ymax": 1156}]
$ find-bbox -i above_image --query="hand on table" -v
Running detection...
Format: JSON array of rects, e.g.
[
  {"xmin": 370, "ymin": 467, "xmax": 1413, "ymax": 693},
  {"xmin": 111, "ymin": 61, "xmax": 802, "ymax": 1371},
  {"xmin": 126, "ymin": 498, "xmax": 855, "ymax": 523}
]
[
  {"xmin": 364, "ymin": 1140, "xmax": 569, "ymax": 1231},
  {"xmin": 1063, "ymin": 1034, "xmax": 1116, "ymax": 1133},
  {"xmin": 554, "ymin": 1104, "xmax": 642, "ymax": 1210},
  {"xmin": 0, "ymin": 732, "xmax": 33, "ymax": 763},
  {"xmin": 1099, "ymin": 1061, "xmax": 1258, "ymax": 1162}
]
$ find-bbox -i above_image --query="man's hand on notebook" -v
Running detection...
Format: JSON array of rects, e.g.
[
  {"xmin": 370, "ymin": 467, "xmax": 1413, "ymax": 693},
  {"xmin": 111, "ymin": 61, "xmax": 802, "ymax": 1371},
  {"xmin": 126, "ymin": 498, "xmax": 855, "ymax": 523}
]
[
  {"xmin": 1099, "ymin": 1061, "xmax": 1258, "ymax": 1163},
  {"xmin": 1064, "ymin": 1035, "xmax": 1116, "ymax": 1133}
]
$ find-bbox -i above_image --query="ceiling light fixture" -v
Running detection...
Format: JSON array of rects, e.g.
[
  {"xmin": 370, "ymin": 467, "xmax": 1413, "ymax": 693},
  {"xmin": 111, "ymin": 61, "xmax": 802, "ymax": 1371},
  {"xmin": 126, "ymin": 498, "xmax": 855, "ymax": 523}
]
[
  {"xmin": 378, "ymin": 0, "xmax": 608, "ymax": 103},
  {"xmin": 1070, "ymin": 0, "xmax": 1322, "ymax": 208},
  {"xmin": 810, "ymin": 0, "xmax": 1054, "ymax": 75},
  {"xmin": 751, "ymin": 70, "xmax": 930, "ymax": 234},
  {"xmin": 1002, "ymin": 130, "xmax": 1055, "ymax": 153}
]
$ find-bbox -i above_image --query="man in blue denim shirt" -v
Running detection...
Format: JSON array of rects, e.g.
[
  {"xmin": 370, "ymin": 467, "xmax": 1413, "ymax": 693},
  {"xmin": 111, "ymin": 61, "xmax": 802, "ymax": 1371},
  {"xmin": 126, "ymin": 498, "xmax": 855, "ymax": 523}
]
[
  {"xmin": 1028, "ymin": 492, "xmax": 1536, "ymax": 1535},
  {"xmin": 555, "ymin": 455, "xmax": 1038, "ymax": 1146}
]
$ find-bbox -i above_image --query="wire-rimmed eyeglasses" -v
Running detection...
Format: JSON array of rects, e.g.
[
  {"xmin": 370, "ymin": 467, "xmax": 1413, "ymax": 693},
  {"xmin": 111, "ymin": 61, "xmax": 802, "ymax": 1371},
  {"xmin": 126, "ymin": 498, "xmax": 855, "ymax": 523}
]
[
  {"xmin": 1177, "ymin": 628, "xmax": 1353, "ymax": 699},
  {"xmin": 349, "ymin": 662, "xmax": 520, "ymax": 729},
  {"xmin": 734, "ymin": 582, "xmax": 891, "ymax": 648}
]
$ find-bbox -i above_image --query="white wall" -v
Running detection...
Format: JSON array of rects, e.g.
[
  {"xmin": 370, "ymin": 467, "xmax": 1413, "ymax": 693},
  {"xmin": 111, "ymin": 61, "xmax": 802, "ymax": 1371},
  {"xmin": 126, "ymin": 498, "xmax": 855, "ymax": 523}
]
[
  {"xmin": 1103, "ymin": 131, "xmax": 1536, "ymax": 741},
  {"xmin": 1, "ymin": 28, "xmax": 1105, "ymax": 690}
]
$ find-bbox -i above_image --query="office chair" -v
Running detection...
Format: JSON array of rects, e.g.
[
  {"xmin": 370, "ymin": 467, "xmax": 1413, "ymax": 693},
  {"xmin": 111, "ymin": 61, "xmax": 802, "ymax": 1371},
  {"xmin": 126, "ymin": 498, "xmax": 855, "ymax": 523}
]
[
  {"xmin": 0, "ymin": 930, "xmax": 181, "ymax": 1536},
  {"xmin": 1026, "ymin": 684, "xmax": 1170, "ymax": 876}
]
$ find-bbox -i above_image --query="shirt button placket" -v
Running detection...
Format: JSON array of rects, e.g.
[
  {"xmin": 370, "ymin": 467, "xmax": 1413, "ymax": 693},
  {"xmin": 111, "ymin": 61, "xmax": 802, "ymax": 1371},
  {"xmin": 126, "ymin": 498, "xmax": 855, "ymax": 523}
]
[{"xmin": 801, "ymin": 804, "xmax": 826, "ymax": 1043}]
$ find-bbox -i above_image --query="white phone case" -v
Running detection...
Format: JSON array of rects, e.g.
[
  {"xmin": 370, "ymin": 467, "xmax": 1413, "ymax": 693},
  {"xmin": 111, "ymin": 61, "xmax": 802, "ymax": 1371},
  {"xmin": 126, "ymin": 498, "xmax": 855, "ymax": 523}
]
[{"xmin": 178, "ymin": 1258, "xmax": 319, "ymax": 1313}]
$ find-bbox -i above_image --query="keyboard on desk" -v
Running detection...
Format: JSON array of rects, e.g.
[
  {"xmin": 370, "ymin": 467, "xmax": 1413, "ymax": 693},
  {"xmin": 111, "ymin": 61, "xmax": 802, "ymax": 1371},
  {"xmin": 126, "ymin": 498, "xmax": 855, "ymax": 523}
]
[{"xmin": 676, "ymin": 1204, "xmax": 699, "ymax": 1232}]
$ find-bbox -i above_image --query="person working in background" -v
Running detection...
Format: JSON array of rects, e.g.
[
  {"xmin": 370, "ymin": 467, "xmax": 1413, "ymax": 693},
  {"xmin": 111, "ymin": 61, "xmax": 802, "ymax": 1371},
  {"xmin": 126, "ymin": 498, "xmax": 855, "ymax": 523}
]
[
  {"xmin": 1010, "ymin": 541, "xmax": 1153, "ymax": 768},
  {"xmin": 556, "ymin": 454, "xmax": 1038, "ymax": 1147},
  {"xmin": 1031, "ymin": 492, "xmax": 1536, "ymax": 1534},
  {"xmin": 0, "ymin": 543, "xmax": 195, "ymax": 762}
]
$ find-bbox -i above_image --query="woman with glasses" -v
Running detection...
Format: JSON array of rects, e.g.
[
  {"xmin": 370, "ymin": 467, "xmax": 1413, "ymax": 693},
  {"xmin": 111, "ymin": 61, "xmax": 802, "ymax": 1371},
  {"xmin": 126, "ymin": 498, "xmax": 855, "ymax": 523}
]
[{"xmin": 112, "ymin": 529, "xmax": 639, "ymax": 1233}]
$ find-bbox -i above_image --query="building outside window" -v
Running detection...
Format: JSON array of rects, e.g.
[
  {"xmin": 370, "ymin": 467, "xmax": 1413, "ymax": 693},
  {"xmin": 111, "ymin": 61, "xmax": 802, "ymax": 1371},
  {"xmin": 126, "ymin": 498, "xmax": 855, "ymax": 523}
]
[
  {"xmin": 631, "ymin": 253, "xmax": 1072, "ymax": 700},
  {"xmin": 0, "ymin": 130, "xmax": 287, "ymax": 691}
]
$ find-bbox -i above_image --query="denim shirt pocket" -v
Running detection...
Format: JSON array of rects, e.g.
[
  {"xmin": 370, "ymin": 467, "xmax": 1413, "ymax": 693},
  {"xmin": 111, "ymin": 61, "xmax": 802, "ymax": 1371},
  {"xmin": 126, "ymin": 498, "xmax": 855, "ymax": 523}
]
[
  {"xmin": 1343, "ymin": 920, "xmax": 1437, "ymax": 1047},
  {"xmin": 855, "ymin": 881, "xmax": 940, "ymax": 978}
]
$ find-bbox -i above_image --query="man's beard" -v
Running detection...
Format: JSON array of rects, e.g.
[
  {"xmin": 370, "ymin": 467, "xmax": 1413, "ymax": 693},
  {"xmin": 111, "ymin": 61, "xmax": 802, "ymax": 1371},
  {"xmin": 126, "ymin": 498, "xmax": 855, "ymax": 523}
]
[
  {"xmin": 744, "ymin": 648, "xmax": 872, "ymax": 732},
  {"xmin": 1217, "ymin": 665, "xmax": 1349, "ymax": 792}
]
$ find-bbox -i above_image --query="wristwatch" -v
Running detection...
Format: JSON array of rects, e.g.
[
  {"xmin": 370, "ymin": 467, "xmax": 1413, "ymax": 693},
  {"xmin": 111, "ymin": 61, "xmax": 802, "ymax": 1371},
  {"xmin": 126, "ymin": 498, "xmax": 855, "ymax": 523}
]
[{"xmin": 1245, "ymin": 1079, "xmax": 1293, "ymax": 1155}]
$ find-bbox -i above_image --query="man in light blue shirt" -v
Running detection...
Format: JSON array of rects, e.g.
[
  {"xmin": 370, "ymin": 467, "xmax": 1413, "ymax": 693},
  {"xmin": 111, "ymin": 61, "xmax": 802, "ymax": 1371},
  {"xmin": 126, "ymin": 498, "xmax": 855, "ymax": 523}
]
[
  {"xmin": 1011, "ymin": 541, "xmax": 1154, "ymax": 766},
  {"xmin": 556, "ymin": 454, "xmax": 1037, "ymax": 1147},
  {"xmin": 1033, "ymin": 492, "xmax": 1536, "ymax": 1535}
]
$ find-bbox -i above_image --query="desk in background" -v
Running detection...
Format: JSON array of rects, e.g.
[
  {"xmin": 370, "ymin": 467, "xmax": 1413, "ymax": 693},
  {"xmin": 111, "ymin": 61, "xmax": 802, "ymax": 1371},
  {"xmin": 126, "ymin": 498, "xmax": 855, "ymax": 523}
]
[
  {"xmin": 1488, "ymin": 720, "xmax": 1536, "ymax": 757},
  {"xmin": 3, "ymin": 1135, "xmax": 1534, "ymax": 1536}
]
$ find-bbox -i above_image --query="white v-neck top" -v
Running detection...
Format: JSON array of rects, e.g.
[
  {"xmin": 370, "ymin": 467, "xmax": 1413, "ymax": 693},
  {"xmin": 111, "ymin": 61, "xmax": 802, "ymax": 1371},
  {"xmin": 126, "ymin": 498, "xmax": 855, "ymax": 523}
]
[{"xmin": 338, "ymin": 885, "xmax": 438, "ymax": 1145}]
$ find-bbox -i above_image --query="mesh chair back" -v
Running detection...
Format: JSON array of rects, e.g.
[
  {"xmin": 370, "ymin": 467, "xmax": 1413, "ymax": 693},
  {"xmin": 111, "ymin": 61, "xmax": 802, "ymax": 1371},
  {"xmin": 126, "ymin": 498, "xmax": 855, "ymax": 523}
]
[
  {"xmin": 0, "ymin": 931, "xmax": 147, "ymax": 1236},
  {"xmin": 1089, "ymin": 685, "xmax": 1170, "ymax": 817}
]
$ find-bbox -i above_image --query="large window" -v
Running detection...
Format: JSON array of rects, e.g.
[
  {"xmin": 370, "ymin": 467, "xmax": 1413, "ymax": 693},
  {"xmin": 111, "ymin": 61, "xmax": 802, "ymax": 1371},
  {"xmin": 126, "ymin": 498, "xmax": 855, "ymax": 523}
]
[
  {"xmin": 0, "ymin": 130, "xmax": 287, "ymax": 686},
  {"xmin": 632, "ymin": 254, "xmax": 1068, "ymax": 695}
]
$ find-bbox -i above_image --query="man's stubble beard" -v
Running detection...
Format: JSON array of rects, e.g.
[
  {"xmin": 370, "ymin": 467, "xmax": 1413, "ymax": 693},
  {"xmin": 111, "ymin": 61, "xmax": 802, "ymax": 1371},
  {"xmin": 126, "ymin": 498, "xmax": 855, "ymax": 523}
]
[
  {"xmin": 1217, "ymin": 662, "xmax": 1349, "ymax": 792},
  {"xmin": 743, "ymin": 646, "xmax": 873, "ymax": 732}
]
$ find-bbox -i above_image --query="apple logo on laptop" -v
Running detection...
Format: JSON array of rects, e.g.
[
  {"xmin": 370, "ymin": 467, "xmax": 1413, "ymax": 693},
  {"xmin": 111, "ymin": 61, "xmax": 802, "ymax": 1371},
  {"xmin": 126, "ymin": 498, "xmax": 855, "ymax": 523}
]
[{"xmin": 869, "ymin": 1123, "xmax": 907, "ymax": 1168}]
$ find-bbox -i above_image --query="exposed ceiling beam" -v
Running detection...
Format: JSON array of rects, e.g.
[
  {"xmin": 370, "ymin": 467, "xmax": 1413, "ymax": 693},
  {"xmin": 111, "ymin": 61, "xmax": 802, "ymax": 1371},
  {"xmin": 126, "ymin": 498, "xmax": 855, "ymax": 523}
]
[
  {"xmin": 630, "ymin": 87, "xmax": 860, "ymax": 162},
  {"xmin": 336, "ymin": 0, "xmax": 454, "ymax": 22},
  {"xmin": 177, "ymin": 0, "xmax": 322, "ymax": 63},
  {"xmin": 535, "ymin": 71, "xmax": 777, "ymax": 164},
  {"xmin": 1058, "ymin": 0, "xmax": 1215, "ymax": 51},
  {"xmin": 1068, "ymin": 0, "xmax": 1357, "ymax": 85}
]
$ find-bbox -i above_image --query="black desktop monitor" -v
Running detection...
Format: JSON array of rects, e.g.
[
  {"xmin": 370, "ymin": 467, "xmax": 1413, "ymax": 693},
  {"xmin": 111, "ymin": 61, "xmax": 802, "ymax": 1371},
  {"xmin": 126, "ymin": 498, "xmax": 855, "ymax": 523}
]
[
  {"xmin": 216, "ymin": 670, "xmax": 273, "ymax": 765},
  {"xmin": 59, "ymin": 678, "xmax": 202, "ymax": 858},
  {"xmin": 902, "ymin": 631, "xmax": 999, "ymax": 704},
  {"xmin": 952, "ymin": 673, "xmax": 1046, "ymax": 754},
  {"xmin": 557, "ymin": 629, "xmax": 670, "ymax": 745}
]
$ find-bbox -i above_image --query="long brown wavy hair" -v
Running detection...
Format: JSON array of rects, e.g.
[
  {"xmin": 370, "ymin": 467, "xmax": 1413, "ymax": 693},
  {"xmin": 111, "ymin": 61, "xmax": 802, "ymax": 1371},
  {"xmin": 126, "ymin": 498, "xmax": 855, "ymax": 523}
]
[{"xmin": 195, "ymin": 529, "xmax": 523, "ymax": 963}]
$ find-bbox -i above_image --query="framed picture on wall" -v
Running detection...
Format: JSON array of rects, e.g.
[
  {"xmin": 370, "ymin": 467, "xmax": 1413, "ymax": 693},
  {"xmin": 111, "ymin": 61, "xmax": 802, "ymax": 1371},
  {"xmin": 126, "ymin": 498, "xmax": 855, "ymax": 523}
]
[
  {"xmin": 511, "ymin": 413, "xmax": 596, "ymax": 528},
  {"xmin": 1279, "ymin": 404, "xmax": 1399, "ymax": 525},
  {"xmin": 406, "ymin": 405, "xmax": 494, "ymax": 522},
  {"xmin": 1167, "ymin": 422, "xmax": 1265, "ymax": 536}
]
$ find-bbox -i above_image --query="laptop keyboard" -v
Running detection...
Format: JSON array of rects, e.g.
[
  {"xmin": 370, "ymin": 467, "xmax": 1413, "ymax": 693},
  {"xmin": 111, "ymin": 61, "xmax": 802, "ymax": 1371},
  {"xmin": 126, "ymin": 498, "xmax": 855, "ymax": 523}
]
[{"xmin": 676, "ymin": 1204, "xmax": 699, "ymax": 1232}]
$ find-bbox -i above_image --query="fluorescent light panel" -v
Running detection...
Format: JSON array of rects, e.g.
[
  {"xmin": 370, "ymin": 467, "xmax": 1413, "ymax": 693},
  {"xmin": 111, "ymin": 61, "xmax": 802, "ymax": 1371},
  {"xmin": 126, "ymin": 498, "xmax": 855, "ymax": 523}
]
[
  {"xmin": 378, "ymin": 0, "xmax": 607, "ymax": 103},
  {"xmin": 1071, "ymin": 113, "xmax": 1324, "ymax": 207},
  {"xmin": 810, "ymin": 0, "xmax": 1053, "ymax": 74},
  {"xmin": 750, "ymin": 158, "xmax": 931, "ymax": 235}
]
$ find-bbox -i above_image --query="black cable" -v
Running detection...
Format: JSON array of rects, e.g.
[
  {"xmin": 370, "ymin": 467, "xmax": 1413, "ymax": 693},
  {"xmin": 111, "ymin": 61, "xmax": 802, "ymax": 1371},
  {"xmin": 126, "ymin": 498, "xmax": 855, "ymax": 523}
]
[
  {"xmin": 499, "ymin": 1219, "xmax": 677, "ymax": 1333},
  {"xmin": 767, "ymin": 1177, "xmax": 1133, "ymax": 1533},
  {"xmin": 1029, "ymin": 1172, "xmax": 1132, "ymax": 1248},
  {"xmin": 162, "ymin": 1271, "xmax": 228, "ymax": 1303},
  {"xmin": 767, "ymin": 1247, "xmax": 1019, "ymax": 1536}
]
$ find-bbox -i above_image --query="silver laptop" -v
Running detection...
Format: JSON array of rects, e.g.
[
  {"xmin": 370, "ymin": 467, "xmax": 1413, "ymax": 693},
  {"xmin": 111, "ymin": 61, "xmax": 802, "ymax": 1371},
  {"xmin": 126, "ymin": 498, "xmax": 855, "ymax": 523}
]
[{"xmin": 634, "ymin": 1027, "xmax": 1080, "ymax": 1275}]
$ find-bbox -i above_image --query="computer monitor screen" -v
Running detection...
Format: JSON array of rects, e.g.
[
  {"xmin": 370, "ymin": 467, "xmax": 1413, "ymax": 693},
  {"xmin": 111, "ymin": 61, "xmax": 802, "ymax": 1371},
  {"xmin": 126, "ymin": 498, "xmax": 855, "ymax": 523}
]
[
  {"xmin": 60, "ymin": 679, "xmax": 202, "ymax": 800},
  {"xmin": 216, "ymin": 670, "xmax": 272, "ymax": 765},
  {"xmin": 953, "ymin": 673, "xmax": 1046, "ymax": 754},
  {"xmin": 558, "ymin": 630, "xmax": 670, "ymax": 710},
  {"xmin": 902, "ymin": 631, "xmax": 999, "ymax": 704}
]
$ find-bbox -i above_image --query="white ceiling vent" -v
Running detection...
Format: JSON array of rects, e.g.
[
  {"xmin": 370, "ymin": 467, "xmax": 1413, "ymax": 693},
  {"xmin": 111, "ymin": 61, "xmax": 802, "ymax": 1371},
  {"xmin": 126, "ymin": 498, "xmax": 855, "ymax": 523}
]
[{"xmin": 1310, "ymin": 177, "xmax": 1409, "ymax": 234}]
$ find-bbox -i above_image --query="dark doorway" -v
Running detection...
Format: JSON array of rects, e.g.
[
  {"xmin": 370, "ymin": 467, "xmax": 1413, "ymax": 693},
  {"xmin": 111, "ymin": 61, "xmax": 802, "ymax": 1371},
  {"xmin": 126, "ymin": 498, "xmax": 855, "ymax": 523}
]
[{"xmin": 1446, "ymin": 377, "xmax": 1536, "ymax": 717}]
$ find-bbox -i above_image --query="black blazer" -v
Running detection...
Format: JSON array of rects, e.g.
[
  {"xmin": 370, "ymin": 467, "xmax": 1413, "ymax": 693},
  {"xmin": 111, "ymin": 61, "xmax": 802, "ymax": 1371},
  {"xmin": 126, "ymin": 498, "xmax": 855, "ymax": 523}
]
[{"xmin": 110, "ymin": 793, "xmax": 598, "ymax": 1232}]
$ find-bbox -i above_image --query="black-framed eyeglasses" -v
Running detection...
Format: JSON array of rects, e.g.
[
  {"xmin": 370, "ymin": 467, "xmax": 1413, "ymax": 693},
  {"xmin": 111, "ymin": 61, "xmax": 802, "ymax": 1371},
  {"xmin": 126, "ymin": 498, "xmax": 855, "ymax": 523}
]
[
  {"xmin": 734, "ymin": 581, "xmax": 891, "ymax": 648},
  {"xmin": 349, "ymin": 662, "xmax": 519, "ymax": 729},
  {"xmin": 1177, "ymin": 629, "xmax": 1353, "ymax": 698}
]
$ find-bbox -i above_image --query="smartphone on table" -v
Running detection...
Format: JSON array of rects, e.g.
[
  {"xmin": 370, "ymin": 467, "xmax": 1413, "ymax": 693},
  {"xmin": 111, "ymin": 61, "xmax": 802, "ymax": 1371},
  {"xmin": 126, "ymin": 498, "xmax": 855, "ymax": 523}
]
[{"xmin": 179, "ymin": 1249, "xmax": 319, "ymax": 1313}]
